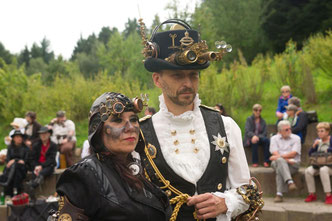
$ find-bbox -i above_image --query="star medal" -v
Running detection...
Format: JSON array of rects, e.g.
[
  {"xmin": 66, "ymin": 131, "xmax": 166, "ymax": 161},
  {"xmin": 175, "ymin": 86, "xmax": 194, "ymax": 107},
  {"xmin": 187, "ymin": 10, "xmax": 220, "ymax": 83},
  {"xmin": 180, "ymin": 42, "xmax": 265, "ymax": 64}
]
[{"xmin": 211, "ymin": 133, "xmax": 229, "ymax": 155}]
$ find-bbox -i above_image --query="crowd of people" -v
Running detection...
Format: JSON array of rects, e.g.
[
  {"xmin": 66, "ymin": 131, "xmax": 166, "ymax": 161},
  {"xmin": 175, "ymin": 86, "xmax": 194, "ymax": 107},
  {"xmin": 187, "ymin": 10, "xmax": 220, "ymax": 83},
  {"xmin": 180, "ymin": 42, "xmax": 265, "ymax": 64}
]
[
  {"xmin": 242, "ymin": 85, "xmax": 331, "ymax": 204},
  {"xmin": 0, "ymin": 110, "xmax": 76, "ymax": 199}
]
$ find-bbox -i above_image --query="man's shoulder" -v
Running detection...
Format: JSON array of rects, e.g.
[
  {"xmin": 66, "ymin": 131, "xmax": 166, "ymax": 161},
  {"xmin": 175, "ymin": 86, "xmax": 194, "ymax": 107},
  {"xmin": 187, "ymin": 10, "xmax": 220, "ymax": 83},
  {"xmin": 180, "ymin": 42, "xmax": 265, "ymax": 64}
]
[
  {"xmin": 271, "ymin": 134, "xmax": 280, "ymax": 140},
  {"xmin": 290, "ymin": 133, "xmax": 301, "ymax": 141},
  {"xmin": 139, "ymin": 115, "xmax": 152, "ymax": 123},
  {"xmin": 199, "ymin": 104, "xmax": 219, "ymax": 113}
]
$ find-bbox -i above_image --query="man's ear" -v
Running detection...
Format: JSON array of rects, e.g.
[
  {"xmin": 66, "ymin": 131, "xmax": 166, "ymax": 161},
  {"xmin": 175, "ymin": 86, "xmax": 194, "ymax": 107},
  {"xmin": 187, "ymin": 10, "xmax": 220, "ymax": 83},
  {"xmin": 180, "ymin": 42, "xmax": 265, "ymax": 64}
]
[{"xmin": 152, "ymin": 72, "xmax": 162, "ymax": 89}]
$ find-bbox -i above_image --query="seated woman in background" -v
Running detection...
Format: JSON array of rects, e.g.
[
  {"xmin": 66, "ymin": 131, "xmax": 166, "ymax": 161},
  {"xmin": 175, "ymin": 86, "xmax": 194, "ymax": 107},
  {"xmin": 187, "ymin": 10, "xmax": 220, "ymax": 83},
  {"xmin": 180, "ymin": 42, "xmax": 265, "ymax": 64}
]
[
  {"xmin": 244, "ymin": 104, "xmax": 270, "ymax": 167},
  {"xmin": 304, "ymin": 122, "xmax": 332, "ymax": 204},
  {"xmin": 0, "ymin": 129, "xmax": 30, "ymax": 196},
  {"xmin": 54, "ymin": 92, "xmax": 171, "ymax": 220}
]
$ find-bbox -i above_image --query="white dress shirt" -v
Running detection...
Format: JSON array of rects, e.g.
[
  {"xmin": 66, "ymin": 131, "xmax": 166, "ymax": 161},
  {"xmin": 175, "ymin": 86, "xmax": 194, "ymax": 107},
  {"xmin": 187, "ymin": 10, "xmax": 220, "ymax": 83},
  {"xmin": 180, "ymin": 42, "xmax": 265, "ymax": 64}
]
[{"xmin": 151, "ymin": 94, "xmax": 250, "ymax": 220}]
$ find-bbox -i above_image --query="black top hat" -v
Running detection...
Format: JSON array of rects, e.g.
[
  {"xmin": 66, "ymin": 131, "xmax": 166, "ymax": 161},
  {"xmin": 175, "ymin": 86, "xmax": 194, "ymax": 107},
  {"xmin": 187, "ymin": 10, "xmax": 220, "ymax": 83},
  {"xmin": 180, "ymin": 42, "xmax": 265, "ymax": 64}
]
[
  {"xmin": 11, "ymin": 129, "xmax": 25, "ymax": 138},
  {"xmin": 139, "ymin": 18, "xmax": 232, "ymax": 72},
  {"xmin": 38, "ymin": 126, "xmax": 52, "ymax": 135}
]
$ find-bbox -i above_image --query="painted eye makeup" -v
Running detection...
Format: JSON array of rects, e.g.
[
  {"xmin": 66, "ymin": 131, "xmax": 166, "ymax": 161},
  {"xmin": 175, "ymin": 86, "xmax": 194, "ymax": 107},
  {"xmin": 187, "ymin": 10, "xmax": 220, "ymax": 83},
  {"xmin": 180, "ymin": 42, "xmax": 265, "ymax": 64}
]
[
  {"xmin": 110, "ymin": 116, "xmax": 122, "ymax": 123},
  {"xmin": 130, "ymin": 115, "xmax": 139, "ymax": 123}
]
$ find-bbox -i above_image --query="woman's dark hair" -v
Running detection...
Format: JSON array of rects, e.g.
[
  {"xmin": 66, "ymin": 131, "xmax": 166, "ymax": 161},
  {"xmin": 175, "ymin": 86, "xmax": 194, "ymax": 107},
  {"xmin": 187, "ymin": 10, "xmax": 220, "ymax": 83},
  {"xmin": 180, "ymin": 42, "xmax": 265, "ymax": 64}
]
[
  {"xmin": 215, "ymin": 103, "xmax": 226, "ymax": 116},
  {"xmin": 25, "ymin": 111, "xmax": 37, "ymax": 122},
  {"xmin": 92, "ymin": 124, "xmax": 144, "ymax": 191}
]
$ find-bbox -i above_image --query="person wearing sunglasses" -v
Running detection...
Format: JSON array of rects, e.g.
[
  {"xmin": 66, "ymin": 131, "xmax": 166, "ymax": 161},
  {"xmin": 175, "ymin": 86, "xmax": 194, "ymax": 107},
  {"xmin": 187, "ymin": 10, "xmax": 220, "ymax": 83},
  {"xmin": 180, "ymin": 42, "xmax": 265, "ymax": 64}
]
[
  {"xmin": 53, "ymin": 92, "xmax": 171, "ymax": 221},
  {"xmin": 269, "ymin": 120, "xmax": 301, "ymax": 202},
  {"xmin": 244, "ymin": 104, "xmax": 270, "ymax": 167}
]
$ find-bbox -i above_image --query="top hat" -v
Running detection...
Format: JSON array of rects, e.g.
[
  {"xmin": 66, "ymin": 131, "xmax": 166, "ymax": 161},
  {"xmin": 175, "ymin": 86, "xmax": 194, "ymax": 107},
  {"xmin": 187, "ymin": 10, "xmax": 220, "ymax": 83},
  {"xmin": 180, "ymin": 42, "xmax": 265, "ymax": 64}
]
[
  {"xmin": 38, "ymin": 126, "xmax": 52, "ymax": 135},
  {"xmin": 139, "ymin": 18, "xmax": 232, "ymax": 72}
]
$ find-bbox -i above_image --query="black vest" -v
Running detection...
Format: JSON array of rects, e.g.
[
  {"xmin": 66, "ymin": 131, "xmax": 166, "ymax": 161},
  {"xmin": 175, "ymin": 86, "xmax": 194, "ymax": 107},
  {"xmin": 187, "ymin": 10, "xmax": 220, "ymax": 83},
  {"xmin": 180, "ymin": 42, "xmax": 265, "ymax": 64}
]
[{"xmin": 139, "ymin": 106, "xmax": 229, "ymax": 221}]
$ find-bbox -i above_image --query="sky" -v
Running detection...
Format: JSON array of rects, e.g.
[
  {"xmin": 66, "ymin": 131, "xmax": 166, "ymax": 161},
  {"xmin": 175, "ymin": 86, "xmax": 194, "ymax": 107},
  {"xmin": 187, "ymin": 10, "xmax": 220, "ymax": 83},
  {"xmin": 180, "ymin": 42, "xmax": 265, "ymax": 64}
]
[{"xmin": 0, "ymin": 0, "xmax": 200, "ymax": 59}]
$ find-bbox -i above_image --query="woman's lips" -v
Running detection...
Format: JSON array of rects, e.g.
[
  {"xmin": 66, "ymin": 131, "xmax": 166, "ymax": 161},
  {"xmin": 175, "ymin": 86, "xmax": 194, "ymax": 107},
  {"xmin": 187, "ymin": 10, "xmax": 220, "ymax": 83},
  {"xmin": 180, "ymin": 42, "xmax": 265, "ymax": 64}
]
[{"xmin": 124, "ymin": 137, "xmax": 136, "ymax": 142}]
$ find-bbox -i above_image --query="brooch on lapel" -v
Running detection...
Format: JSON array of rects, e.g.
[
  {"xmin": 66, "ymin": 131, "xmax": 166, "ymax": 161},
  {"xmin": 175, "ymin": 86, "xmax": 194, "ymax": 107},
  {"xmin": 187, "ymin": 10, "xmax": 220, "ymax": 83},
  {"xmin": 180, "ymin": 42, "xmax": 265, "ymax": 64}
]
[{"xmin": 211, "ymin": 133, "xmax": 229, "ymax": 155}]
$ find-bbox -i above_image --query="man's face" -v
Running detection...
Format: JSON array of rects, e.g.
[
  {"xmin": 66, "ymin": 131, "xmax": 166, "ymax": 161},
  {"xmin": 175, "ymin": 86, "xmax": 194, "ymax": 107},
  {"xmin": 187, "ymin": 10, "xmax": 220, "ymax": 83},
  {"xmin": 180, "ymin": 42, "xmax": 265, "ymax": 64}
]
[
  {"xmin": 57, "ymin": 116, "xmax": 66, "ymax": 124},
  {"xmin": 152, "ymin": 69, "xmax": 199, "ymax": 106},
  {"xmin": 280, "ymin": 125, "xmax": 292, "ymax": 139},
  {"xmin": 39, "ymin": 132, "xmax": 50, "ymax": 143}
]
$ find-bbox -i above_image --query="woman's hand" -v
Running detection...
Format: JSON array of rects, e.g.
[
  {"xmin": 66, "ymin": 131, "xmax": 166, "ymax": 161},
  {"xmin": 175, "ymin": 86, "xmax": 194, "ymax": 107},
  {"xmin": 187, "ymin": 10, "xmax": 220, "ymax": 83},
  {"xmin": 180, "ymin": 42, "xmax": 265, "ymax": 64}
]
[
  {"xmin": 312, "ymin": 139, "xmax": 319, "ymax": 148},
  {"xmin": 6, "ymin": 159, "xmax": 15, "ymax": 168},
  {"xmin": 34, "ymin": 165, "xmax": 42, "ymax": 176}
]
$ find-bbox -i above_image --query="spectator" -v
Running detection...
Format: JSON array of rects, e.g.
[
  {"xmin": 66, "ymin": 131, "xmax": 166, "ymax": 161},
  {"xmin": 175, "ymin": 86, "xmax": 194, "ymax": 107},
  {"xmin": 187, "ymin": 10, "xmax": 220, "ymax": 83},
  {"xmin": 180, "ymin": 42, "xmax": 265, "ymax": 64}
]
[
  {"xmin": 24, "ymin": 111, "xmax": 42, "ymax": 149},
  {"xmin": 0, "ymin": 129, "xmax": 30, "ymax": 196},
  {"xmin": 215, "ymin": 103, "xmax": 227, "ymax": 116},
  {"xmin": 284, "ymin": 104, "xmax": 307, "ymax": 143},
  {"xmin": 304, "ymin": 122, "xmax": 332, "ymax": 204},
  {"xmin": 276, "ymin": 85, "xmax": 292, "ymax": 120},
  {"xmin": 270, "ymin": 120, "xmax": 301, "ymax": 202},
  {"xmin": 27, "ymin": 126, "xmax": 57, "ymax": 190},
  {"xmin": 244, "ymin": 104, "xmax": 270, "ymax": 167},
  {"xmin": 81, "ymin": 140, "xmax": 91, "ymax": 159},
  {"xmin": 4, "ymin": 118, "xmax": 28, "ymax": 146},
  {"xmin": 49, "ymin": 111, "xmax": 76, "ymax": 167},
  {"xmin": 288, "ymin": 97, "xmax": 308, "ymax": 143},
  {"xmin": 144, "ymin": 107, "xmax": 156, "ymax": 116}
]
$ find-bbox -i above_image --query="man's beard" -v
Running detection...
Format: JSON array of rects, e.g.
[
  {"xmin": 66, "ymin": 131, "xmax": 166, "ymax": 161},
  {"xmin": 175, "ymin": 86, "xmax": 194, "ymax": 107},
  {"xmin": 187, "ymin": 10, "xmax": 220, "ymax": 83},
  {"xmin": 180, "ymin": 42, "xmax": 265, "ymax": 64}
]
[{"xmin": 162, "ymin": 82, "xmax": 196, "ymax": 106}]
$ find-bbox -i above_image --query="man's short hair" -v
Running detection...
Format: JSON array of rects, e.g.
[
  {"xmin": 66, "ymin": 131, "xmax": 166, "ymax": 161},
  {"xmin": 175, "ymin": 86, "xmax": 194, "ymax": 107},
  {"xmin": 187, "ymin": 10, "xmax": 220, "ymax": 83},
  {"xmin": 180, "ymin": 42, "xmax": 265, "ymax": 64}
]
[
  {"xmin": 277, "ymin": 120, "xmax": 291, "ymax": 132},
  {"xmin": 288, "ymin": 97, "xmax": 301, "ymax": 107},
  {"xmin": 280, "ymin": 85, "xmax": 291, "ymax": 92},
  {"xmin": 25, "ymin": 111, "xmax": 36, "ymax": 121},
  {"xmin": 285, "ymin": 104, "xmax": 298, "ymax": 112},
  {"xmin": 252, "ymin": 104, "xmax": 262, "ymax": 111},
  {"xmin": 56, "ymin": 110, "xmax": 66, "ymax": 118},
  {"xmin": 316, "ymin": 122, "xmax": 330, "ymax": 132}
]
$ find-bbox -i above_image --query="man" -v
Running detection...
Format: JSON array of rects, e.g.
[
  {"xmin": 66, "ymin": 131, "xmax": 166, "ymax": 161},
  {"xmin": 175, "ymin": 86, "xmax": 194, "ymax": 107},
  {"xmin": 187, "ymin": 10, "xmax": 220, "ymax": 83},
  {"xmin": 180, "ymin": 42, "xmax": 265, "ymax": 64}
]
[
  {"xmin": 270, "ymin": 120, "xmax": 301, "ymax": 203},
  {"xmin": 144, "ymin": 107, "xmax": 156, "ymax": 116},
  {"xmin": 288, "ymin": 97, "xmax": 308, "ymax": 143},
  {"xmin": 137, "ymin": 19, "xmax": 260, "ymax": 221},
  {"xmin": 28, "ymin": 126, "xmax": 57, "ymax": 189},
  {"xmin": 49, "ymin": 111, "xmax": 76, "ymax": 167},
  {"xmin": 24, "ymin": 111, "xmax": 41, "ymax": 149}
]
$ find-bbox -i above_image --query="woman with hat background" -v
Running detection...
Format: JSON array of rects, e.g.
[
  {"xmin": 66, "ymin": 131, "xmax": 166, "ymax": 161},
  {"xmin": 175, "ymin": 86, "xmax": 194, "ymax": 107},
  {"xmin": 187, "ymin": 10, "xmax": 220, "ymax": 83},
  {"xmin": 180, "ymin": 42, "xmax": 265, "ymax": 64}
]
[
  {"xmin": 54, "ymin": 92, "xmax": 171, "ymax": 220},
  {"xmin": 27, "ymin": 126, "xmax": 57, "ymax": 190},
  {"xmin": 0, "ymin": 129, "xmax": 30, "ymax": 196}
]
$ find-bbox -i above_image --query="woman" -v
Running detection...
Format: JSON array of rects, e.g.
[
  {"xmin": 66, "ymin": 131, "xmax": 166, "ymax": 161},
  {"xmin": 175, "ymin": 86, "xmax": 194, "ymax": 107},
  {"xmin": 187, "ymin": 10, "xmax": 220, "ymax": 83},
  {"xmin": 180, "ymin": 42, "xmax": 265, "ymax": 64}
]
[
  {"xmin": 304, "ymin": 122, "xmax": 332, "ymax": 204},
  {"xmin": 54, "ymin": 92, "xmax": 171, "ymax": 220},
  {"xmin": 24, "ymin": 111, "xmax": 42, "ymax": 149},
  {"xmin": 244, "ymin": 104, "xmax": 270, "ymax": 167},
  {"xmin": 0, "ymin": 129, "xmax": 30, "ymax": 196}
]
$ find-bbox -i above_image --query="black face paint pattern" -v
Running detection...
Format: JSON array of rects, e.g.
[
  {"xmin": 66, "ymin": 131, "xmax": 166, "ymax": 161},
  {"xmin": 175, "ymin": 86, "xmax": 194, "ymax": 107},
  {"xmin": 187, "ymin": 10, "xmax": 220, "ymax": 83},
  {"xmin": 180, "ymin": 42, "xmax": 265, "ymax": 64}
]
[{"xmin": 104, "ymin": 121, "xmax": 139, "ymax": 141}]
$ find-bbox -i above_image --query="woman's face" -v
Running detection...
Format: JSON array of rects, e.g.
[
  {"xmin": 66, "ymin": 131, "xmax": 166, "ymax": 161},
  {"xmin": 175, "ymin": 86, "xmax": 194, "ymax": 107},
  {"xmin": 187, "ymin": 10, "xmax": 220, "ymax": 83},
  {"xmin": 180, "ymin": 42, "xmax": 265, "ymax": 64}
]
[
  {"xmin": 253, "ymin": 108, "xmax": 262, "ymax": 118},
  {"xmin": 317, "ymin": 128, "xmax": 329, "ymax": 140},
  {"xmin": 13, "ymin": 135, "xmax": 23, "ymax": 146},
  {"xmin": 102, "ymin": 111, "xmax": 140, "ymax": 157}
]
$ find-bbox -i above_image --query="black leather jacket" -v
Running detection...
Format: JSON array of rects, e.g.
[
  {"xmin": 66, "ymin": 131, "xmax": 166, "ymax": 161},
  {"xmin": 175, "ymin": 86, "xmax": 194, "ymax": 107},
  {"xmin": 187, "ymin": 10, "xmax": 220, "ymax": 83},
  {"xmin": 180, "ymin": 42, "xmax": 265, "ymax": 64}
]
[{"xmin": 56, "ymin": 154, "xmax": 171, "ymax": 221}]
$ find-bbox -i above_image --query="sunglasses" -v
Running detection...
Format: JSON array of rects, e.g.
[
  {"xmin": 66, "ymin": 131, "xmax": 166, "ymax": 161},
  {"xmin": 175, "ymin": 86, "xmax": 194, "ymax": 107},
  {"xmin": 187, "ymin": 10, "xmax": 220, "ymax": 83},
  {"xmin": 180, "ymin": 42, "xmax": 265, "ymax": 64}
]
[
  {"xmin": 254, "ymin": 109, "xmax": 262, "ymax": 112},
  {"xmin": 281, "ymin": 90, "xmax": 290, "ymax": 93},
  {"xmin": 283, "ymin": 128, "xmax": 291, "ymax": 132}
]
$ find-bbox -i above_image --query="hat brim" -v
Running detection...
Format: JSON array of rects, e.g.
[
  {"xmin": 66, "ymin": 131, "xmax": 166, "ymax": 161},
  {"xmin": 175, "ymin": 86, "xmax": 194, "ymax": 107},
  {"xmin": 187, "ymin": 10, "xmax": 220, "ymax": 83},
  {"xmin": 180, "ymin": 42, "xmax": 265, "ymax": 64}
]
[{"xmin": 144, "ymin": 58, "xmax": 210, "ymax": 72}]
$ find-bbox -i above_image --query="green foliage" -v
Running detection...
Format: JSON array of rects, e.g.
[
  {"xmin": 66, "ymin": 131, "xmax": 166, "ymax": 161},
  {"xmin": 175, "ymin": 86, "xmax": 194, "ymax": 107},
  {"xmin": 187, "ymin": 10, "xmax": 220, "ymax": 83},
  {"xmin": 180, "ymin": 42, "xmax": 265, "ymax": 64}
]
[
  {"xmin": 192, "ymin": 0, "xmax": 270, "ymax": 64},
  {"xmin": 0, "ymin": 42, "xmax": 13, "ymax": 65}
]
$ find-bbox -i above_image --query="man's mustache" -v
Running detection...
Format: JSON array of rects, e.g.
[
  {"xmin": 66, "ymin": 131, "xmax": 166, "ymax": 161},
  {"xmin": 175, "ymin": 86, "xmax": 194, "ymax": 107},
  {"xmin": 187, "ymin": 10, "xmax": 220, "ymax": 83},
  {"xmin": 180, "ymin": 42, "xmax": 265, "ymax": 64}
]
[{"xmin": 178, "ymin": 87, "xmax": 195, "ymax": 95}]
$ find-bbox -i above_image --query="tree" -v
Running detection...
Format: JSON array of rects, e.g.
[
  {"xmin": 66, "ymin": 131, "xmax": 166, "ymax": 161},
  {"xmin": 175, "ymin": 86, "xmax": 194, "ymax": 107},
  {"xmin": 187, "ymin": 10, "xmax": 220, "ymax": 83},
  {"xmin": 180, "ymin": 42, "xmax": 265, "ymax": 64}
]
[
  {"xmin": 18, "ymin": 46, "xmax": 30, "ymax": 67},
  {"xmin": 262, "ymin": 0, "xmax": 332, "ymax": 53},
  {"xmin": 192, "ymin": 0, "xmax": 270, "ymax": 64},
  {"xmin": 0, "ymin": 42, "xmax": 13, "ymax": 64},
  {"xmin": 98, "ymin": 26, "xmax": 118, "ymax": 46},
  {"xmin": 30, "ymin": 38, "xmax": 54, "ymax": 64},
  {"xmin": 71, "ymin": 34, "xmax": 98, "ymax": 60},
  {"xmin": 123, "ymin": 18, "xmax": 140, "ymax": 39}
]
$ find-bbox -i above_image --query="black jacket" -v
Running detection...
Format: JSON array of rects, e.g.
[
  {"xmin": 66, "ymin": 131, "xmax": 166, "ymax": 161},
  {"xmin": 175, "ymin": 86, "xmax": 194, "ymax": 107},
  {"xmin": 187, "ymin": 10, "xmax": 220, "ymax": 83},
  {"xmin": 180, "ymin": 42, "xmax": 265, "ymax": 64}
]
[
  {"xmin": 25, "ymin": 121, "xmax": 42, "ymax": 144},
  {"xmin": 56, "ymin": 154, "xmax": 171, "ymax": 221},
  {"xmin": 243, "ymin": 115, "xmax": 267, "ymax": 147},
  {"xmin": 29, "ymin": 140, "xmax": 57, "ymax": 170},
  {"xmin": 6, "ymin": 143, "xmax": 30, "ymax": 164},
  {"xmin": 292, "ymin": 111, "xmax": 308, "ymax": 143}
]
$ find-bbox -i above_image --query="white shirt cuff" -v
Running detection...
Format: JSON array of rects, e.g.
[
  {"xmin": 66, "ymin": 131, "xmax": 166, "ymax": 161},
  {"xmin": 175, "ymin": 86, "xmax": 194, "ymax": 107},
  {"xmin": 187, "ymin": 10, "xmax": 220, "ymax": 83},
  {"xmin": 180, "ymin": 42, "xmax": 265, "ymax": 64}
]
[{"xmin": 213, "ymin": 189, "xmax": 249, "ymax": 221}]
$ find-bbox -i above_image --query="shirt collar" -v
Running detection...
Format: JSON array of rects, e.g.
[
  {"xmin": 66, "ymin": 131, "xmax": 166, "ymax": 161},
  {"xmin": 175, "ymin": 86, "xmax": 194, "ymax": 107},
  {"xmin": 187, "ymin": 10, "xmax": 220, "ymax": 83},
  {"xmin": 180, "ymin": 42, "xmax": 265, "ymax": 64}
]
[{"xmin": 158, "ymin": 93, "xmax": 201, "ymax": 121}]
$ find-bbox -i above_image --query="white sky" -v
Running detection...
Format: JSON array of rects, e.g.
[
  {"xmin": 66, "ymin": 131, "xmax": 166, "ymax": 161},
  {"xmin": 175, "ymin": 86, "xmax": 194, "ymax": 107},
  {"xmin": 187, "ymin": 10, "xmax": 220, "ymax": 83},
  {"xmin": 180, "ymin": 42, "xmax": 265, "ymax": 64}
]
[{"xmin": 0, "ymin": 0, "xmax": 200, "ymax": 59}]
